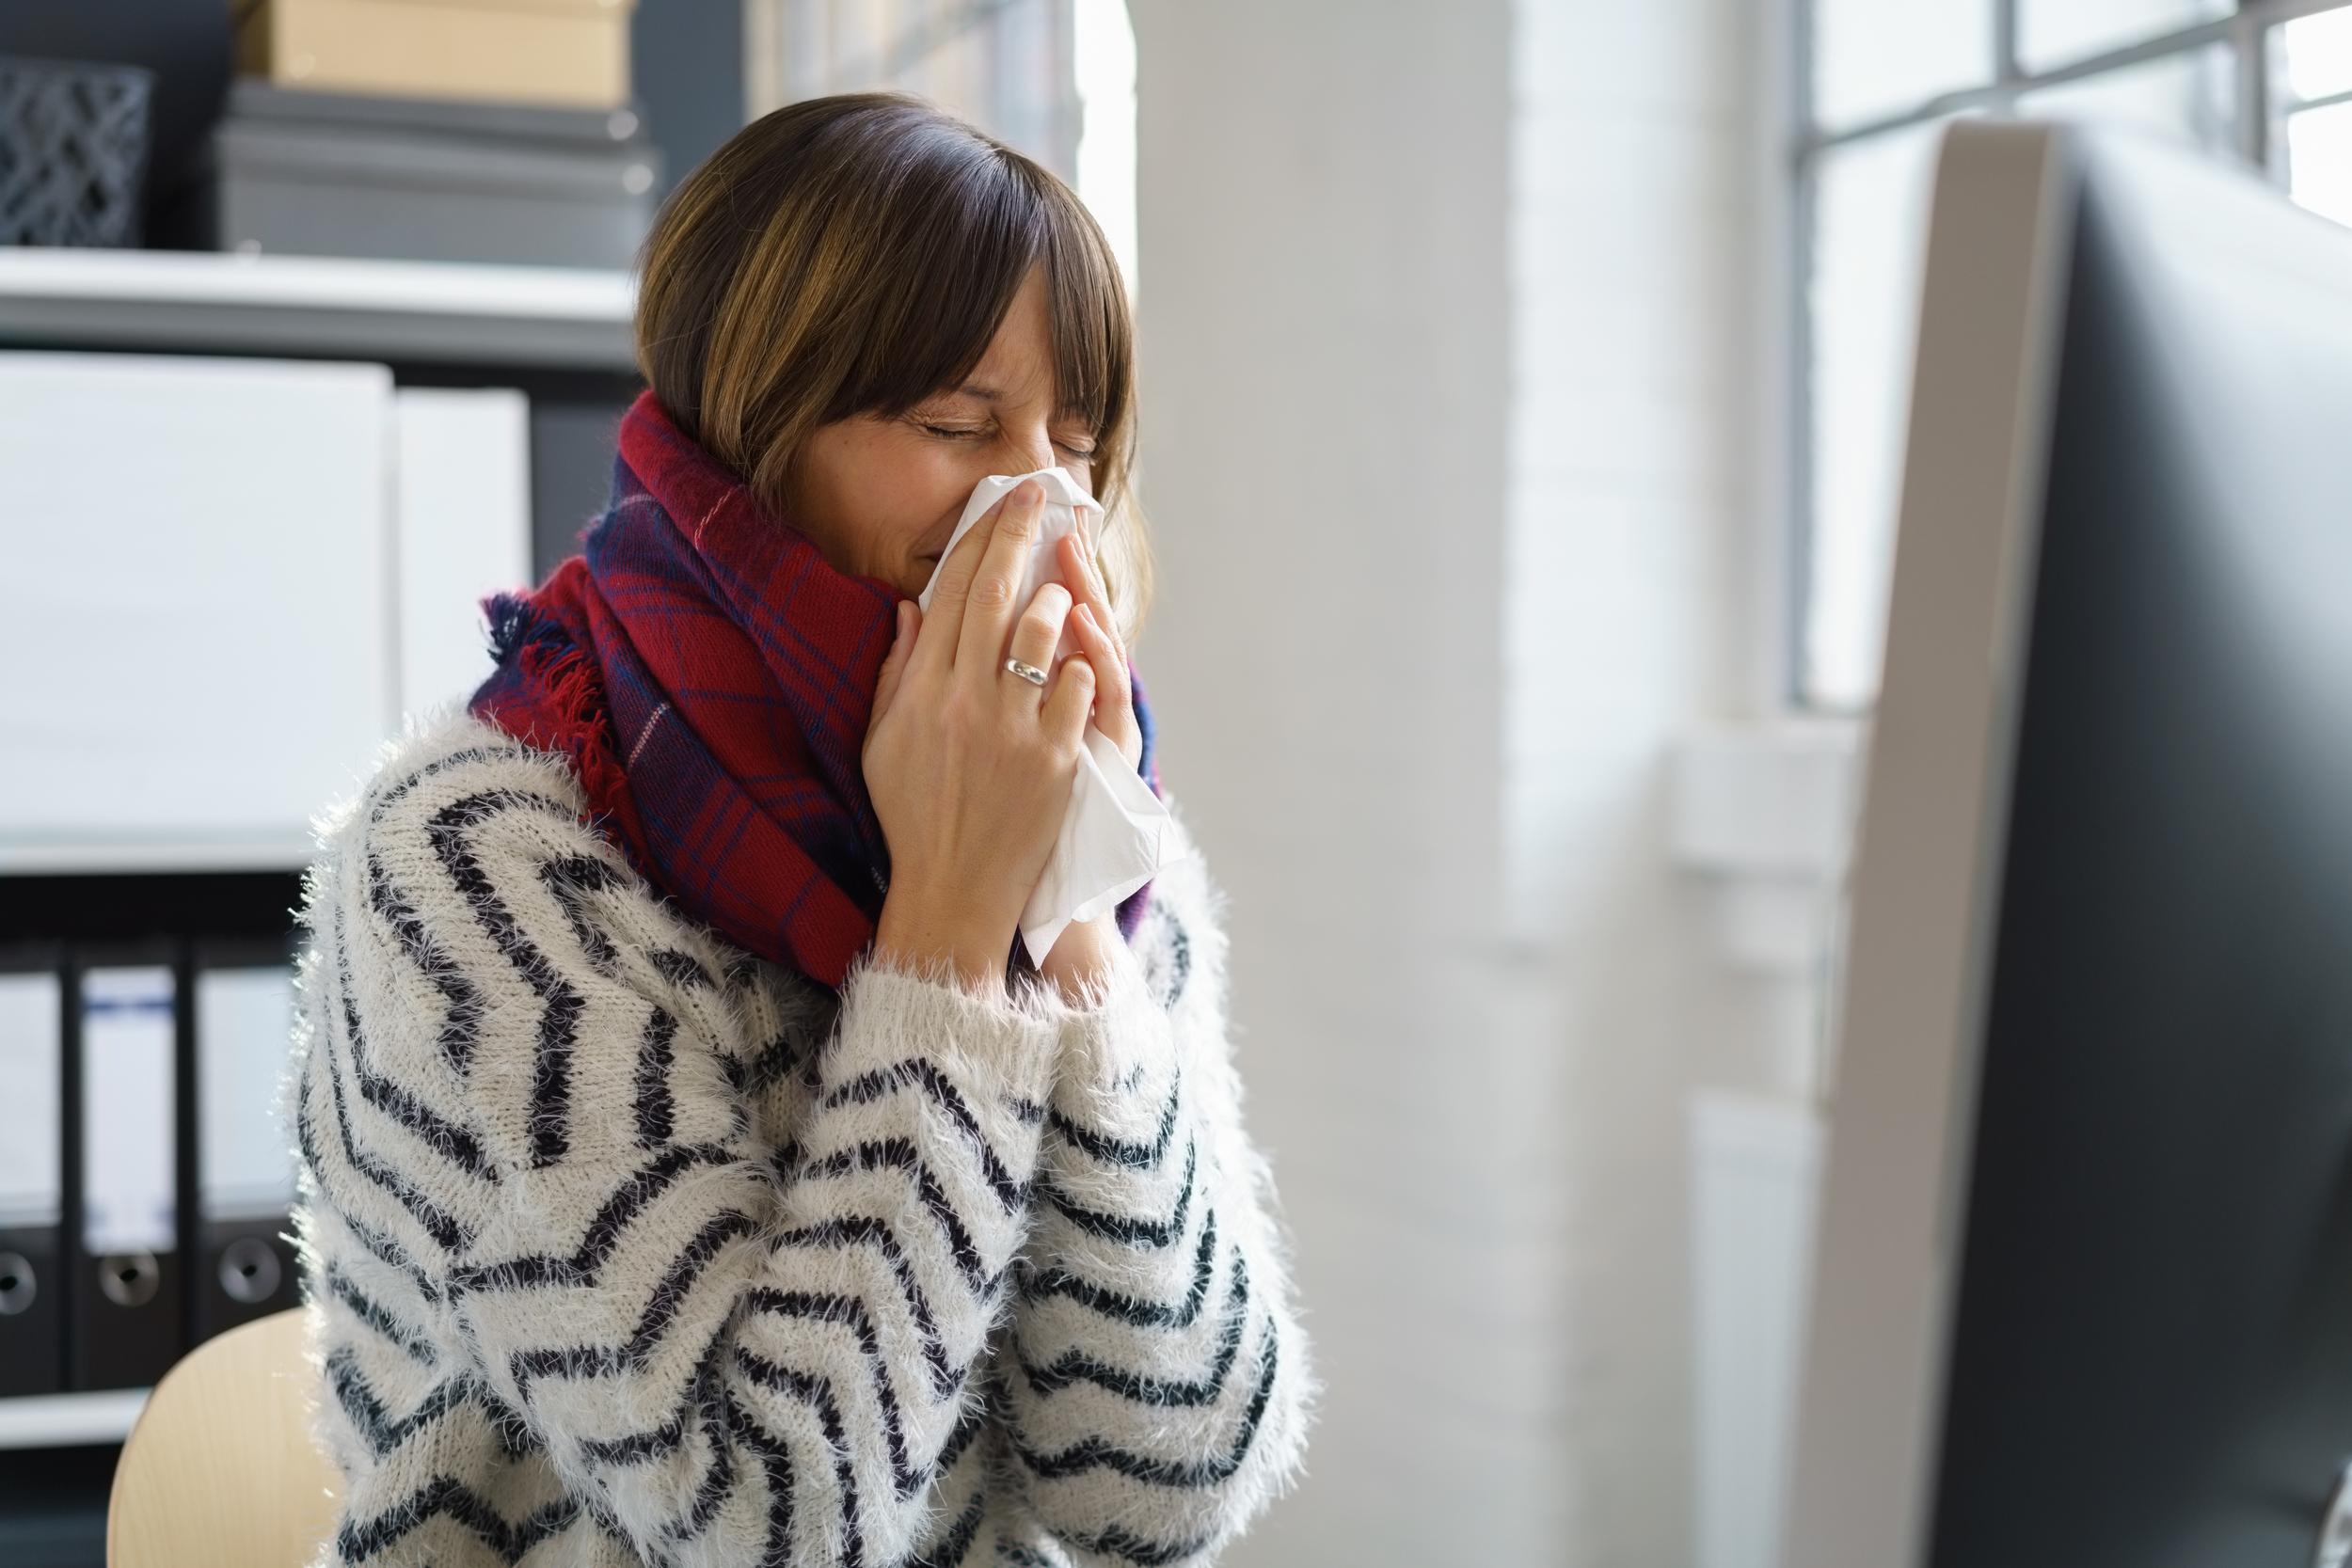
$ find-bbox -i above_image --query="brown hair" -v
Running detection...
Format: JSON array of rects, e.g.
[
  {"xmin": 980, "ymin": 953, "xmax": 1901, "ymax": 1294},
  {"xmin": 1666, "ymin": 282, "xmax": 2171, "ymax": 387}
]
[{"xmin": 630, "ymin": 89, "xmax": 1154, "ymax": 643}]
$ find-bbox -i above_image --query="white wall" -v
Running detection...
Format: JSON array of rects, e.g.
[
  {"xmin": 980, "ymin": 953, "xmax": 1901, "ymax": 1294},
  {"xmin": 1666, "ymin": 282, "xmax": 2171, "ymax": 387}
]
[
  {"xmin": 1127, "ymin": 2, "xmax": 1524, "ymax": 1561},
  {"xmin": 1506, "ymin": 0, "xmax": 1800, "ymax": 1561},
  {"xmin": 1130, "ymin": 1, "xmax": 1788, "ymax": 1563}
]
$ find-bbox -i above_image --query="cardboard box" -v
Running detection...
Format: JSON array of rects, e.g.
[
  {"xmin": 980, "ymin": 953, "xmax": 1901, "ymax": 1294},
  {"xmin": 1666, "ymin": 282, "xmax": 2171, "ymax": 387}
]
[{"xmin": 230, "ymin": 0, "xmax": 636, "ymax": 110}]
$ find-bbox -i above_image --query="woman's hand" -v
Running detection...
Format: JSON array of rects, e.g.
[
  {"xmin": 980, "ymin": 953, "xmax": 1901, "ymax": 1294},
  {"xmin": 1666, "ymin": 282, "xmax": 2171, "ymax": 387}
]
[
  {"xmin": 864, "ymin": 478, "xmax": 1097, "ymax": 993},
  {"xmin": 1056, "ymin": 529, "xmax": 1141, "ymax": 773}
]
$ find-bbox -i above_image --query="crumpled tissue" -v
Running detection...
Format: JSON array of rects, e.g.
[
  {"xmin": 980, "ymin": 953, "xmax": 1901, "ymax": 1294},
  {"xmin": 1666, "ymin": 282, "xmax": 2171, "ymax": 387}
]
[{"xmin": 916, "ymin": 467, "xmax": 1193, "ymax": 969}]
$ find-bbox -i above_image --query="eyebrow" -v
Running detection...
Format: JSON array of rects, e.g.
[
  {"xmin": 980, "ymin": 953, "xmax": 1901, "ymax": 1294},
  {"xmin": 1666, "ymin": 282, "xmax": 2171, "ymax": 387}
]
[{"xmin": 950, "ymin": 379, "xmax": 1089, "ymax": 416}]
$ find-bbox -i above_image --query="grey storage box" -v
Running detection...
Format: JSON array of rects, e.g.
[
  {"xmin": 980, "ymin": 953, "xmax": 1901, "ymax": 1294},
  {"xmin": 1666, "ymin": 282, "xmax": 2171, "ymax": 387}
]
[{"xmin": 151, "ymin": 77, "xmax": 660, "ymax": 269}]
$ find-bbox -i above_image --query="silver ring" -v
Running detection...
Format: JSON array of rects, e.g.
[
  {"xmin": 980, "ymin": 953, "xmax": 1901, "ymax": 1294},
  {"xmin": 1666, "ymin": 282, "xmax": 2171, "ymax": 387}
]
[{"xmin": 1005, "ymin": 656, "xmax": 1048, "ymax": 687}]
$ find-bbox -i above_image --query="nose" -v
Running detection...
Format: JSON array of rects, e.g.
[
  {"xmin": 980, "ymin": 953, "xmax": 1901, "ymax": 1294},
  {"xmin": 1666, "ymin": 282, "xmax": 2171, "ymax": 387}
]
[{"xmin": 989, "ymin": 422, "xmax": 1058, "ymax": 476}]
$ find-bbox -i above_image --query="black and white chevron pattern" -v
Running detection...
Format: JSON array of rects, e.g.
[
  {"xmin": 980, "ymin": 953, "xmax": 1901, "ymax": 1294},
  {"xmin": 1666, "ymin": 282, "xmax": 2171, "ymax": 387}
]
[{"xmin": 278, "ymin": 708, "xmax": 1319, "ymax": 1568}]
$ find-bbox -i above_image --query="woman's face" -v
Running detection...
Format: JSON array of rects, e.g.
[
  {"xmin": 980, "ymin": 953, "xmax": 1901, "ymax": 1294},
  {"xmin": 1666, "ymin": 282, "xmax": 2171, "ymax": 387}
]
[{"xmin": 786, "ymin": 265, "xmax": 1099, "ymax": 600}]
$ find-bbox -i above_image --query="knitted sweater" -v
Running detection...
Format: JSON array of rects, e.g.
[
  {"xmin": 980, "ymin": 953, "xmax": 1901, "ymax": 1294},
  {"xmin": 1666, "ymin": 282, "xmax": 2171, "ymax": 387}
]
[{"xmin": 277, "ymin": 703, "xmax": 1318, "ymax": 1568}]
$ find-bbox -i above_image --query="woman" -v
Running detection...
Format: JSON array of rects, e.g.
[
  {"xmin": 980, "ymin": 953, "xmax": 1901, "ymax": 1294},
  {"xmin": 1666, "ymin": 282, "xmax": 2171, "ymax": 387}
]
[{"xmin": 281, "ymin": 91, "xmax": 1317, "ymax": 1568}]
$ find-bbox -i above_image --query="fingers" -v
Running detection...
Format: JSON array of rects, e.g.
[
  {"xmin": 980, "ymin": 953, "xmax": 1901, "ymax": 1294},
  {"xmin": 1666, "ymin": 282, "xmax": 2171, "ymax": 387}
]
[
  {"xmin": 1000, "ymin": 580, "xmax": 1073, "ymax": 710},
  {"xmin": 913, "ymin": 485, "xmax": 1018, "ymax": 674},
  {"xmin": 956, "ymin": 478, "xmax": 1045, "ymax": 673},
  {"xmin": 1070, "ymin": 599, "xmax": 1135, "ymax": 738},
  {"xmin": 1057, "ymin": 531, "xmax": 1131, "ymax": 677},
  {"xmin": 1041, "ymin": 634, "xmax": 1098, "ymax": 748}
]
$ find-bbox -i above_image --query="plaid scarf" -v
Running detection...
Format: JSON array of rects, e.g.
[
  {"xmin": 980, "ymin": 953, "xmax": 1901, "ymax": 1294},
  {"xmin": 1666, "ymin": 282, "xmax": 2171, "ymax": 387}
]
[{"xmin": 468, "ymin": 388, "xmax": 1162, "ymax": 992}]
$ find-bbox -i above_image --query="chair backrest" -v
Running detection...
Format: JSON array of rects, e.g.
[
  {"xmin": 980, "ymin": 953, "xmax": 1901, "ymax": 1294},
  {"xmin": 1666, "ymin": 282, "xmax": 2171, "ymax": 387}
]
[{"xmin": 106, "ymin": 1306, "xmax": 340, "ymax": 1568}]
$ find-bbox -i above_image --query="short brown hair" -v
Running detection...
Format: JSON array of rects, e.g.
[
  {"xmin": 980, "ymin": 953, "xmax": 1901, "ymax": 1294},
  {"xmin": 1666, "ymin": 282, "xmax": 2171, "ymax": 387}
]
[{"xmin": 630, "ymin": 89, "xmax": 1154, "ymax": 643}]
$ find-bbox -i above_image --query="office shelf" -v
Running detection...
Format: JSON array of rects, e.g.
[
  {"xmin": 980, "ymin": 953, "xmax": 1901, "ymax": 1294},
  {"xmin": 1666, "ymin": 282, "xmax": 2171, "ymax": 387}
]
[
  {"xmin": 0, "ymin": 245, "xmax": 637, "ymax": 372},
  {"xmin": 0, "ymin": 837, "xmax": 316, "ymax": 878},
  {"xmin": 0, "ymin": 1387, "xmax": 148, "ymax": 1450}
]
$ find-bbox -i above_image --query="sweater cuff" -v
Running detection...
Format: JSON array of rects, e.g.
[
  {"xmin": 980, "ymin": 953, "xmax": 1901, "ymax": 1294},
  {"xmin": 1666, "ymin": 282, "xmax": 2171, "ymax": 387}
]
[
  {"xmin": 829, "ymin": 944, "xmax": 1066, "ymax": 1105},
  {"xmin": 1044, "ymin": 935, "xmax": 1181, "ymax": 1102}
]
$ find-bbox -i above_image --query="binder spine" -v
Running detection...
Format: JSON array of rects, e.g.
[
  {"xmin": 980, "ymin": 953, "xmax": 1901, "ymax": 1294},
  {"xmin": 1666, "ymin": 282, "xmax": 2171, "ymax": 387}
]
[
  {"xmin": 188, "ymin": 929, "xmax": 306, "ymax": 1339},
  {"xmin": 63, "ymin": 941, "xmax": 186, "ymax": 1392},
  {"xmin": 173, "ymin": 938, "xmax": 199, "ymax": 1358},
  {"xmin": 58, "ymin": 944, "xmax": 82, "ymax": 1394},
  {"xmin": 0, "ymin": 940, "xmax": 66, "ymax": 1399}
]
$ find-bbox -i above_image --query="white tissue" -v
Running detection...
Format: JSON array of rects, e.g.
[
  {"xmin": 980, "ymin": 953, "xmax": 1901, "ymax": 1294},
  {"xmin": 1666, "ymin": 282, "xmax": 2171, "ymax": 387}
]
[{"xmin": 916, "ymin": 468, "xmax": 1193, "ymax": 969}]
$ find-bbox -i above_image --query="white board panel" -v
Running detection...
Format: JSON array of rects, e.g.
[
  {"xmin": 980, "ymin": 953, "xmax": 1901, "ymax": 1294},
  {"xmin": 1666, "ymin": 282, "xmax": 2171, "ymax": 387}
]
[
  {"xmin": 0, "ymin": 352, "xmax": 395, "ymax": 853},
  {"xmin": 392, "ymin": 386, "xmax": 532, "ymax": 726}
]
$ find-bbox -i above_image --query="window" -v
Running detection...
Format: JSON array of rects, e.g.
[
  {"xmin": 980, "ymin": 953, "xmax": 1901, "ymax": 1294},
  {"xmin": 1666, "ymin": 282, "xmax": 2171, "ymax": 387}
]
[
  {"xmin": 746, "ymin": 0, "xmax": 1137, "ymax": 296},
  {"xmin": 1795, "ymin": 0, "xmax": 2352, "ymax": 710}
]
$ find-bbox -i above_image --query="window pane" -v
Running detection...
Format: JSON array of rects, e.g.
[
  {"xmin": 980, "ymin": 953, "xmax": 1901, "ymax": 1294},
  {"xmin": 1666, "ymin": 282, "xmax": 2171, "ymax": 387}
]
[
  {"xmin": 2281, "ymin": 7, "xmax": 2352, "ymax": 104},
  {"xmin": 827, "ymin": 0, "xmax": 895, "ymax": 85},
  {"xmin": 2288, "ymin": 102, "xmax": 2352, "ymax": 226},
  {"xmin": 982, "ymin": 0, "xmax": 1075, "ymax": 178},
  {"xmin": 2016, "ymin": 43, "xmax": 2237, "ymax": 152},
  {"xmin": 901, "ymin": 20, "xmax": 996, "ymax": 129},
  {"xmin": 1804, "ymin": 119, "xmax": 1958, "ymax": 708},
  {"xmin": 1813, "ymin": 0, "xmax": 1994, "ymax": 130},
  {"xmin": 2019, "ymin": 0, "xmax": 2230, "ymax": 74},
  {"xmin": 1073, "ymin": 0, "xmax": 1138, "ymax": 296},
  {"xmin": 760, "ymin": 0, "xmax": 1079, "ymax": 180}
]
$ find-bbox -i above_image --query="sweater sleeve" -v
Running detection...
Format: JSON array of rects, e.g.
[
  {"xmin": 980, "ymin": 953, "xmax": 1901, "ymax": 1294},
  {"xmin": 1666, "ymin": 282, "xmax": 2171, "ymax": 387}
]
[
  {"xmin": 329, "ymin": 742, "xmax": 1069, "ymax": 1568},
  {"xmin": 987, "ymin": 853, "xmax": 1321, "ymax": 1567}
]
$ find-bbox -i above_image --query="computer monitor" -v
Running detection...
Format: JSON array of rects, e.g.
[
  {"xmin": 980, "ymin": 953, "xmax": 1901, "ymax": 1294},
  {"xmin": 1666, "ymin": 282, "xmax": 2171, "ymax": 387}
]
[{"xmin": 1782, "ymin": 118, "xmax": 2352, "ymax": 1568}]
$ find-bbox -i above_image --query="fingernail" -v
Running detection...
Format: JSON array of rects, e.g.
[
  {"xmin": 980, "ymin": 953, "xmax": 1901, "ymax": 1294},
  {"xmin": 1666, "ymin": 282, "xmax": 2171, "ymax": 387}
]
[{"xmin": 1016, "ymin": 479, "xmax": 1041, "ymax": 508}]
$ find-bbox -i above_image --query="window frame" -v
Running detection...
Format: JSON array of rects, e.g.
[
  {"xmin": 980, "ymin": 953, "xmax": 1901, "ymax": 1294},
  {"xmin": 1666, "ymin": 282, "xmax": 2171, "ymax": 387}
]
[
  {"xmin": 1787, "ymin": 0, "xmax": 2349, "ymax": 712},
  {"xmin": 745, "ymin": 0, "xmax": 1081, "ymax": 182}
]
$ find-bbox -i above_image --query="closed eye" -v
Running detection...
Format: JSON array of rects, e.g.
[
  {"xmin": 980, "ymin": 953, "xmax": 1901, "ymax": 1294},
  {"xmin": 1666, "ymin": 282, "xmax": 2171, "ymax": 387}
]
[{"xmin": 918, "ymin": 421, "xmax": 1096, "ymax": 461}]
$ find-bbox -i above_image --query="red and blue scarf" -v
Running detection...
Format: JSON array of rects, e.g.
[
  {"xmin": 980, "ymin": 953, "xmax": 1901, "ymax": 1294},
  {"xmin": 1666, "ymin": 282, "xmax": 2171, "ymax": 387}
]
[{"xmin": 468, "ymin": 387, "xmax": 1161, "ymax": 991}]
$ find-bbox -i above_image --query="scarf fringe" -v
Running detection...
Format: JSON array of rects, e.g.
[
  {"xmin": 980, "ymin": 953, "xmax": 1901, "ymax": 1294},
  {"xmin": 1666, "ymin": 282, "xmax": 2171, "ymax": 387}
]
[{"xmin": 481, "ymin": 590, "xmax": 635, "ymax": 827}]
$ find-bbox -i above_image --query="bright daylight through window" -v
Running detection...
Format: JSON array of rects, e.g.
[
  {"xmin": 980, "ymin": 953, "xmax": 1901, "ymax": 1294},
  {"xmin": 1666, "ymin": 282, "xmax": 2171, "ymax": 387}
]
[
  {"xmin": 1798, "ymin": 0, "xmax": 2352, "ymax": 709},
  {"xmin": 750, "ymin": 0, "xmax": 1136, "ymax": 296}
]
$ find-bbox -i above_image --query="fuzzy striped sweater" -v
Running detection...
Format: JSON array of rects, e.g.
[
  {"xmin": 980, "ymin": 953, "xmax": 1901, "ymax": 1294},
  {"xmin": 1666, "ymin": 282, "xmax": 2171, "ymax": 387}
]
[{"xmin": 277, "ymin": 703, "xmax": 1318, "ymax": 1568}]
